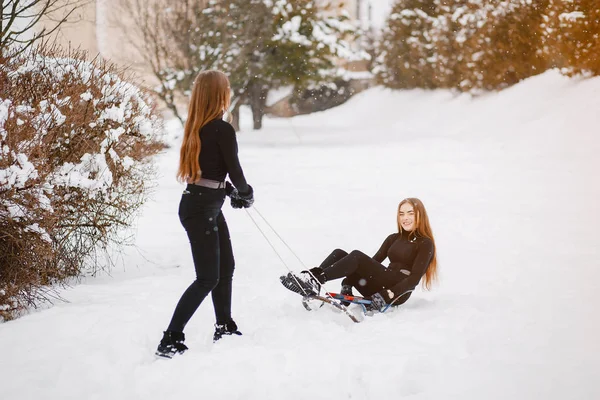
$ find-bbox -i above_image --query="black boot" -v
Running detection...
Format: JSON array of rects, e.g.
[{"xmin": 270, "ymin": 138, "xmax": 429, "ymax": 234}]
[
  {"xmin": 155, "ymin": 330, "xmax": 188, "ymax": 359},
  {"xmin": 308, "ymin": 267, "xmax": 327, "ymax": 284},
  {"xmin": 340, "ymin": 284, "xmax": 353, "ymax": 306},
  {"xmin": 213, "ymin": 320, "xmax": 242, "ymax": 343},
  {"xmin": 279, "ymin": 268, "xmax": 325, "ymax": 297}
]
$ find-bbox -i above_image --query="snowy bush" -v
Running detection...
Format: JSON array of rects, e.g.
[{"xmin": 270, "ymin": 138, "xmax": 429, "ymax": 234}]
[
  {"xmin": 543, "ymin": 0, "xmax": 600, "ymax": 76},
  {"xmin": 374, "ymin": 0, "xmax": 440, "ymax": 89},
  {"xmin": 376, "ymin": 0, "xmax": 547, "ymax": 91},
  {"xmin": 456, "ymin": 0, "xmax": 548, "ymax": 91},
  {"xmin": 0, "ymin": 46, "xmax": 165, "ymax": 320},
  {"xmin": 375, "ymin": 0, "xmax": 600, "ymax": 92}
]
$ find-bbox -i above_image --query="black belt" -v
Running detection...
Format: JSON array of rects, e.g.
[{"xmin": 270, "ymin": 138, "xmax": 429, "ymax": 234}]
[{"xmin": 188, "ymin": 178, "xmax": 226, "ymax": 189}]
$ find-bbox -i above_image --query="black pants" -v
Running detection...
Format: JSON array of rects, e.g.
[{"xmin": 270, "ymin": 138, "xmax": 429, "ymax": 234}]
[
  {"xmin": 167, "ymin": 185, "xmax": 235, "ymax": 332},
  {"xmin": 317, "ymin": 249, "xmax": 412, "ymax": 304}
]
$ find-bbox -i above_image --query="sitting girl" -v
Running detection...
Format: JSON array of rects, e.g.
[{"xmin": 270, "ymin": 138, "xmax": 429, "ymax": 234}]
[{"xmin": 280, "ymin": 198, "xmax": 437, "ymax": 311}]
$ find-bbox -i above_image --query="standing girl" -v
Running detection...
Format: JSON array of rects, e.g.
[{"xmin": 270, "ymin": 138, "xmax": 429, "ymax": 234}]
[{"xmin": 156, "ymin": 70, "xmax": 254, "ymax": 358}]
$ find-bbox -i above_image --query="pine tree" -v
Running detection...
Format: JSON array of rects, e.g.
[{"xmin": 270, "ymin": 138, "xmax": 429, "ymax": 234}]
[
  {"xmin": 216, "ymin": 0, "xmax": 361, "ymax": 129},
  {"xmin": 375, "ymin": 0, "xmax": 439, "ymax": 89},
  {"xmin": 148, "ymin": 0, "xmax": 363, "ymax": 129},
  {"xmin": 426, "ymin": 0, "xmax": 481, "ymax": 89}
]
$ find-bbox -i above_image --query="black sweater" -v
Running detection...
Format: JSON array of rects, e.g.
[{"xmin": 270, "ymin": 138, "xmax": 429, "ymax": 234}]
[
  {"xmin": 373, "ymin": 231, "xmax": 434, "ymax": 302},
  {"xmin": 198, "ymin": 119, "xmax": 249, "ymax": 194}
]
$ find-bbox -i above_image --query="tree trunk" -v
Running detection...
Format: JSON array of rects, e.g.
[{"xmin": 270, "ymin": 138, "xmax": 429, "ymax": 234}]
[
  {"xmin": 231, "ymin": 104, "xmax": 241, "ymax": 132},
  {"xmin": 248, "ymin": 81, "xmax": 268, "ymax": 130},
  {"xmin": 229, "ymin": 92, "xmax": 245, "ymax": 131}
]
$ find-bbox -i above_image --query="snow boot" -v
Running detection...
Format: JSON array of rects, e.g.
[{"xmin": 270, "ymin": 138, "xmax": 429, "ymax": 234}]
[
  {"xmin": 279, "ymin": 269, "xmax": 324, "ymax": 297},
  {"xmin": 340, "ymin": 284, "xmax": 353, "ymax": 306},
  {"xmin": 213, "ymin": 320, "xmax": 242, "ymax": 343},
  {"xmin": 155, "ymin": 330, "xmax": 188, "ymax": 359}
]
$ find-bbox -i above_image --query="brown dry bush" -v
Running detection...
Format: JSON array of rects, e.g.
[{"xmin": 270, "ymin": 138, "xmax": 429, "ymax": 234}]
[
  {"xmin": 376, "ymin": 0, "xmax": 600, "ymax": 92},
  {"xmin": 0, "ymin": 46, "xmax": 165, "ymax": 320},
  {"xmin": 543, "ymin": 0, "xmax": 600, "ymax": 76},
  {"xmin": 458, "ymin": 0, "xmax": 549, "ymax": 91}
]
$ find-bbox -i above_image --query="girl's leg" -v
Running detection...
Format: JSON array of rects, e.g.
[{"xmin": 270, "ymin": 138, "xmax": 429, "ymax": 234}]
[
  {"xmin": 211, "ymin": 212, "xmax": 235, "ymax": 325},
  {"xmin": 305, "ymin": 249, "xmax": 349, "ymax": 283},
  {"xmin": 166, "ymin": 201, "xmax": 221, "ymax": 333},
  {"xmin": 280, "ymin": 249, "xmax": 348, "ymax": 296},
  {"xmin": 317, "ymin": 249, "xmax": 348, "ymax": 270},
  {"xmin": 322, "ymin": 250, "xmax": 394, "ymax": 296}
]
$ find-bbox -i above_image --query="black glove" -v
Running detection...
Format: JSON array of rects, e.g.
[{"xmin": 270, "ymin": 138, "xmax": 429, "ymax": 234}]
[
  {"xmin": 225, "ymin": 181, "xmax": 234, "ymax": 196},
  {"xmin": 364, "ymin": 292, "xmax": 386, "ymax": 312},
  {"xmin": 230, "ymin": 185, "xmax": 254, "ymax": 209}
]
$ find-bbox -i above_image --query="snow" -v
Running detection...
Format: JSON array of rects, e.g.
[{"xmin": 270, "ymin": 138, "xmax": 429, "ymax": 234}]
[
  {"xmin": 266, "ymin": 86, "xmax": 293, "ymax": 107},
  {"xmin": 0, "ymin": 152, "xmax": 38, "ymax": 190},
  {"xmin": 52, "ymin": 153, "xmax": 113, "ymax": 193},
  {"xmin": 1, "ymin": 69, "xmax": 599, "ymax": 399},
  {"xmin": 368, "ymin": 0, "xmax": 394, "ymax": 30},
  {"xmin": 560, "ymin": 11, "xmax": 586, "ymax": 22},
  {"xmin": 335, "ymin": 68, "xmax": 373, "ymax": 80},
  {"xmin": 0, "ymin": 99, "xmax": 11, "ymax": 140},
  {"xmin": 80, "ymin": 91, "xmax": 93, "ymax": 101},
  {"xmin": 273, "ymin": 16, "xmax": 312, "ymax": 46},
  {"xmin": 24, "ymin": 223, "xmax": 51, "ymax": 243}
]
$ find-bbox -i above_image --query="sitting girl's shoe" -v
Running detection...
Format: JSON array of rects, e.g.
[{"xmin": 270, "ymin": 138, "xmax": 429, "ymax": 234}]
[
  {"xmin": 155, "ymin": 330, "xmax": 188, "ymax": 359},
  {"xmin": 279, "ymin": 270, "xmax": 322, "ymax": 297},
  {"xmin": 340, "ymin": 284, "xmax": 353, "ymax": 306},
  {"xmin": 213, "ymin": 320, "xmax": 242, "ymax": 342}
]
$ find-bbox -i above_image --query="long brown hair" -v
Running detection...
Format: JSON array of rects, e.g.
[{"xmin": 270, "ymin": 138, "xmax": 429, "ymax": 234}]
[
  {"xmin": 397, "ymin": 198, "xmax": 438, "ymax": 290},
  {"xmin": 177, "ymin": 70, "xmax": 231, "ymax": 183}
]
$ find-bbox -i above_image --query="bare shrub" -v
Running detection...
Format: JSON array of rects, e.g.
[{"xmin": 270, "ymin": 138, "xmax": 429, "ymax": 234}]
[{"xmin": 1, "ymin": 0, "xmax": 91, "ymax": 55}]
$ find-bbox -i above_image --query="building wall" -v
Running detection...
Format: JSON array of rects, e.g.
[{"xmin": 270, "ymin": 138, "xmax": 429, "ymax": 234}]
[
  {"xmin": 318, "ymin": 0, "xmax": 374, "ymax": 30},
  {"xmin": 95, "ymin": 0, "xmax": 154, "ymax": 76},
  {"xmin": 50, "ymin": 1, "xmax": 98, "ymax": 55},
  {"xmin": 42, "ymin": 0, "xmax": 157, "ymax": 88}
]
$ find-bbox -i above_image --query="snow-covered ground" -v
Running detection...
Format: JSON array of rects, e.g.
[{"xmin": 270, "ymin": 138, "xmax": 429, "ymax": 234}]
[{"xmin": 1, "ymin": 70, "xmax": 599, "ymax": 399}]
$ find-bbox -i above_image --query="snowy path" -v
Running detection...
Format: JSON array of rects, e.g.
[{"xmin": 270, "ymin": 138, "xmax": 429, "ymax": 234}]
[{"xmin": 1, "ymin": 71, "xmax": 599, "ymax": 400}]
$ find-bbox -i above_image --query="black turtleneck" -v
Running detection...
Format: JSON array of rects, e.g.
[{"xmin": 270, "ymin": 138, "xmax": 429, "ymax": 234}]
[
  {"xmin": 198, "ymin": 118, "xmax": 249, "ymax": 194},
  {"xmin": 373, "ymin": 231, "xmax": 435, "ymax": 300}
]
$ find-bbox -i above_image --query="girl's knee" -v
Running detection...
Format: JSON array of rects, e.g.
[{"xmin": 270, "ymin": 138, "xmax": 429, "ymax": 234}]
[
  {"xmin": 221, "ymin": 260, "xmax": 235, "ymax": 276},
  {"xmin": 332, "ymin": 248, "xmax": 348, "ymax": 257},
  {"xmin": 349, "ymin": 249, "xmax": 366, "ymax": 258},
  {"xmin": 194, "ymin": 277, "xmax": 220, "ymax": 292}
]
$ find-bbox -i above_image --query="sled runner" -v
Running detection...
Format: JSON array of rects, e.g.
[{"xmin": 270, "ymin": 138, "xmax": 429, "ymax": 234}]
[
  {"xmin": 301, "ymin": 290, "xmax": 414, "ymax": 322},
  {"xmin": 301, "ymin": 293, "xmax": 362, "ymax": 323}
]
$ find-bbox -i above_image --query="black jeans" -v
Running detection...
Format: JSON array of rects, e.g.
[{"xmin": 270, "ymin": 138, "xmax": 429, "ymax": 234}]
[
  {"xmin": 317, "ymin": 249, "xmax": 412, "ymax": 304},
  {"xmin": 167, "ymin": 185, "xmax": 235, "ymax": 332}
]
